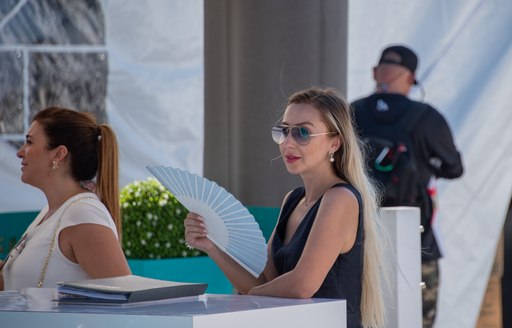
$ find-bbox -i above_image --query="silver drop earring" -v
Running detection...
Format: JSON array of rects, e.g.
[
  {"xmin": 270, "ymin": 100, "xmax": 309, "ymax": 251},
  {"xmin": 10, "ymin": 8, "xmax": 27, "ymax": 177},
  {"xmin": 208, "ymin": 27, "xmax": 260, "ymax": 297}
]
[
  {"xmin": 329, "ymin": 153, "xmax": 335, "ymax": 163},
  {"xmin": 51, "ymin": 160, "xmax": 58, "ymax": 170}
]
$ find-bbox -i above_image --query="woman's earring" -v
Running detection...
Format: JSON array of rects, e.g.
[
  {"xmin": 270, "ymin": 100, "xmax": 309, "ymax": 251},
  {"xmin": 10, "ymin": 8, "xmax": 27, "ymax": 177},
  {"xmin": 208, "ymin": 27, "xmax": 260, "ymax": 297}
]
[
  {"xmin": 51, "ymin": 160, "xmax": 58, "ymax": 170},
  {"xmin": 329, "ymin": 153, "xmax": 335, "ymax": 163}
]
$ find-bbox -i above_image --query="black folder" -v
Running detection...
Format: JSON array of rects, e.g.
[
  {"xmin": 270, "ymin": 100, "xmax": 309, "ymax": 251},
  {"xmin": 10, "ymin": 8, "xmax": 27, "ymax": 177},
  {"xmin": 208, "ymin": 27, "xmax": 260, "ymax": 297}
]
[{"xmin": 57, "ymin": 275, "xmax": 207, "ymax": 304}]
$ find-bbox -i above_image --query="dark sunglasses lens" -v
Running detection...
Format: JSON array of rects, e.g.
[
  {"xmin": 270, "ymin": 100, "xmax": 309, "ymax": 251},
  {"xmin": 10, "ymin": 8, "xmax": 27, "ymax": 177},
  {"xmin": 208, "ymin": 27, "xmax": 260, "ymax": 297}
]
[{"xmin": 291, "ymin": 126, "xmax": 310, "ymax": 145}]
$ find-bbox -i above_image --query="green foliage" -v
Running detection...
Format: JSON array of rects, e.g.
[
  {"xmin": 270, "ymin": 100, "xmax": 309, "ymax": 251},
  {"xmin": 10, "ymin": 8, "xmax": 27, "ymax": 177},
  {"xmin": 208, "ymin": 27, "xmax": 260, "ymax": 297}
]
[{"xmin": 120, "ymin": 178, "xmax": 202, "ymax": 259}]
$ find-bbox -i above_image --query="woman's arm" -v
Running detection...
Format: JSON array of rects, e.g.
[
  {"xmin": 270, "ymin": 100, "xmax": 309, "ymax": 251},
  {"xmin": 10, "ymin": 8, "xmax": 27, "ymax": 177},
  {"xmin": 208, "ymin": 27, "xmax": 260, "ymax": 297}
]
[
  {"xmin": 249, "ymin": 187, "xmax": 359, "ymax": 298},
  {"xmin": 59, "ymin": 224, "xmax": 131, "ymax": 277},
  {"xmin": 184, "ymin": 192, "xmax": 291, "ymax": 293}
]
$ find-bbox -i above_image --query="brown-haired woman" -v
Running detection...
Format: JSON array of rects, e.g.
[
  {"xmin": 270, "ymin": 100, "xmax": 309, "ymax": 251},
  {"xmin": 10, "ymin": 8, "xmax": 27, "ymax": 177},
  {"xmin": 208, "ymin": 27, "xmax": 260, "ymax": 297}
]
[{"xmin": 0, "ymin": 107, "xmax": 130, "ymax": 290}]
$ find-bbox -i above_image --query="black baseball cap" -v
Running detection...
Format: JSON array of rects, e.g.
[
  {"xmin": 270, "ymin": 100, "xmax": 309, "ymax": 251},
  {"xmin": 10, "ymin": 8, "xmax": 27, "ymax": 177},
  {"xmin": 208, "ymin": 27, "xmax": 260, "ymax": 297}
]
[{"xmin": 378, "ymin": 45, "xmax": 418, "ymax": 83}]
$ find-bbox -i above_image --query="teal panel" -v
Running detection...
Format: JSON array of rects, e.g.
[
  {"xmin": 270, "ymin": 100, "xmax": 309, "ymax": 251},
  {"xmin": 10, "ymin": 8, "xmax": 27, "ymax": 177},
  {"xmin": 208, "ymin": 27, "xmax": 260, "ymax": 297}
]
[
  {"xmin": 247, "ymin": 206, "xmax": 279, "ymax": 241},
  {"xmin": 128, "ymin": 257, "xmax": 234, "ymax": 294},
  {"xmin": 0, "ymin": 211, "xmax": 37, "ymax": 258}
]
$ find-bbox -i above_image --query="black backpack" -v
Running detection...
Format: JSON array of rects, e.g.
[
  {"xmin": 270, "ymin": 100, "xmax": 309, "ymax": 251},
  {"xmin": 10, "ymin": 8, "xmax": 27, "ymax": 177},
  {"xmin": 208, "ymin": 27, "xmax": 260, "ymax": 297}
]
[{"xmin": 355, "ymin": 100, "xmax": 427, "ymax": 206}]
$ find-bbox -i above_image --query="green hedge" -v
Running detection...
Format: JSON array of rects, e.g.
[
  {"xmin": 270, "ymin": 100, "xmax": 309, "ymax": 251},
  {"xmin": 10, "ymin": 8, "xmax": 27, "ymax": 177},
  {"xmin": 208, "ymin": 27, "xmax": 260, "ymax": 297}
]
[{"xmin": 120, "ymin": 178, "xmax": 202, "ymax": 259}]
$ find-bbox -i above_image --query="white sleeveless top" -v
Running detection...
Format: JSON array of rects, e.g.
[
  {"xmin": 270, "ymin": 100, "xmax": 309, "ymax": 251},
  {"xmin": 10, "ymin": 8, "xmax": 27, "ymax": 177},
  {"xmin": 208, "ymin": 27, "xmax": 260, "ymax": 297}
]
[{"xmin": 2, "ymin": 192, "xmax": 119, "ymax": 290}]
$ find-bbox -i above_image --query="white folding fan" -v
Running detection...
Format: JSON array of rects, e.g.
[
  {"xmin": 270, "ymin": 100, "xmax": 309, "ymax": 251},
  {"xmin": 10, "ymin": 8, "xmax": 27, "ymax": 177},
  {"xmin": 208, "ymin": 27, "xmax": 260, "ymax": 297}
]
[{"xmin": 146, "ymin": 165, "xmax": 268, "ymax": 277}]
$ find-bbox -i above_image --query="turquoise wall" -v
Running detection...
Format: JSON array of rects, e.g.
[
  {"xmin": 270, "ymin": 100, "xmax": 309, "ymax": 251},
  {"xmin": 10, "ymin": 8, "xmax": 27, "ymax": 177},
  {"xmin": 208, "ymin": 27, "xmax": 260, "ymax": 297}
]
[
  {"xmin": 0, "ymin": 207, "xmax": 279, "ymax": 294},
  {"xmin": 0, "ymin": 211, "xmax": 37, "ymax": 258}
]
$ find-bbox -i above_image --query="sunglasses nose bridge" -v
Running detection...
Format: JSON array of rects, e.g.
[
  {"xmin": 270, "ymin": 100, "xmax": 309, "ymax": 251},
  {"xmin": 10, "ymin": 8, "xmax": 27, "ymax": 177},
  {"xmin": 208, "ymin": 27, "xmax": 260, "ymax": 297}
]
[
  {"xmin": 281, "ymin": 129, "xmax": 295, "ymax": 145},
  {"xmin": 278, "ymin": 128, "xmax": 298, "ymax": 146}
]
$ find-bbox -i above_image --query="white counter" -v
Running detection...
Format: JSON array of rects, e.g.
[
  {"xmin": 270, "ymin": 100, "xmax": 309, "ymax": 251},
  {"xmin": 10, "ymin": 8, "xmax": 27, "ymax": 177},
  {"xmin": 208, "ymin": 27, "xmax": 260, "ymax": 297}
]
[{"xmin": 0, "ymin": 288, "xmax": 346, "ymax": 328}]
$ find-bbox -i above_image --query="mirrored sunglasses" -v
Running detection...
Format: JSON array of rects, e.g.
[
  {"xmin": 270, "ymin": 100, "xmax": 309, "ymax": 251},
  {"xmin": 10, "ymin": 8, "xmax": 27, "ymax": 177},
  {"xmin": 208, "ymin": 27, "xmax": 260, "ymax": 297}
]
[{"xmin": 271, "ymin": 125, "xmax": 336, "ymax": 146}]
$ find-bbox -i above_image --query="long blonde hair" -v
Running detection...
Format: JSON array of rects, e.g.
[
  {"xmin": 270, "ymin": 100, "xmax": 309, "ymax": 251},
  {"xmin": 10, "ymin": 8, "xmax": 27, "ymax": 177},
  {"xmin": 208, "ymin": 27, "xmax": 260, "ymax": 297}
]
[{"xmin": 287, "ymin": 87, "xmax": 386, "ymax": 328}]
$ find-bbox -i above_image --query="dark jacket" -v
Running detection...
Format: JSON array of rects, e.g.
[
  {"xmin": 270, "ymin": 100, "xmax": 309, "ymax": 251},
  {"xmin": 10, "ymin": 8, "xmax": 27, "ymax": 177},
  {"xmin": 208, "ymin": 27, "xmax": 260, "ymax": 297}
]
[{"xmin": 352, "ymin": 93, "xmax": 463, "ymax": 260}]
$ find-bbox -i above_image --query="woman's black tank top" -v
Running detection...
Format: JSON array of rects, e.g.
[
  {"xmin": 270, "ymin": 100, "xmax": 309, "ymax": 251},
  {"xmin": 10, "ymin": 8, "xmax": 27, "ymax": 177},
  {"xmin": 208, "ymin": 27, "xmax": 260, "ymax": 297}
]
[{"xmin": 271, "ymin": 183, "xmax": 363, "ymax": 327}]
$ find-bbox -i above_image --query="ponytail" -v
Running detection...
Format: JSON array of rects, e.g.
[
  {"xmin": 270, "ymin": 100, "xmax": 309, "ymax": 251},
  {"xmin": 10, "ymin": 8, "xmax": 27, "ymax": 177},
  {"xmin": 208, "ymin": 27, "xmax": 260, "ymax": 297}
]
[{"xmin": 96, "ymin": 125, "xmax": 122, "ymax": 241}]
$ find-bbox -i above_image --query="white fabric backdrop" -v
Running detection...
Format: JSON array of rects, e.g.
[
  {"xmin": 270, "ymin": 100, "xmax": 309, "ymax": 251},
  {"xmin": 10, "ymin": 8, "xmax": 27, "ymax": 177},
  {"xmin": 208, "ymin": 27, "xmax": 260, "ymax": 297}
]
[
  {"xmin": 103, "ymin": 0, "xmax": 204, "ymax": 185},
  {"xmin": 348, "ymin": 1, "xmax": 512, "ymax": 327},
  {"xmin": 0, "ymin": 0, "xmax": 204, "ymax": 212}
]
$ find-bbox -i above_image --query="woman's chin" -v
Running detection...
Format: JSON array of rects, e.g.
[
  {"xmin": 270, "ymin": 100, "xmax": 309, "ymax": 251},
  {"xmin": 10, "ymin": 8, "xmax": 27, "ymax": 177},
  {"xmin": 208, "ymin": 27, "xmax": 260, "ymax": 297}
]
[
  {"xmin": 20, "ymin": 174, "xmax": 30, "ymax": 184},
  {"xmin": 285, "ymin": 166, "xmax": 302, "ymax": 175}
]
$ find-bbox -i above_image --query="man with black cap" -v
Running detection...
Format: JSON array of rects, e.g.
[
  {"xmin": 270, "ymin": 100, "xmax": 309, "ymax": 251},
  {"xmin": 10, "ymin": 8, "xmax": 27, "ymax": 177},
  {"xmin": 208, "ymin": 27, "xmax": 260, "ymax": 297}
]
[{"xmin": 351, "ymin": 44, "xmax": 464, "ymax": 327}]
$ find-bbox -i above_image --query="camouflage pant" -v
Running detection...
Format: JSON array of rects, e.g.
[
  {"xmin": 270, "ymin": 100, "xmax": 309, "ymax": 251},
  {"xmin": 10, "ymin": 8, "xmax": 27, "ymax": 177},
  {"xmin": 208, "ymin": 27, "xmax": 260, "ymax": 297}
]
[{"xmin": 422, "ymin": 259, "xmax": 439, "ymax": 328}]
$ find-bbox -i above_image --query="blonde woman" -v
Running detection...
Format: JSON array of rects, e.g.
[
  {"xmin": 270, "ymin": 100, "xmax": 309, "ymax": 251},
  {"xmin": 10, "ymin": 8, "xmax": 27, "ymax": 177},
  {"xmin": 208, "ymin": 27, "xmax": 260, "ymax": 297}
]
[{"xmin": 185, "ymin": 87, "xmax": 385, "ymax": 328}]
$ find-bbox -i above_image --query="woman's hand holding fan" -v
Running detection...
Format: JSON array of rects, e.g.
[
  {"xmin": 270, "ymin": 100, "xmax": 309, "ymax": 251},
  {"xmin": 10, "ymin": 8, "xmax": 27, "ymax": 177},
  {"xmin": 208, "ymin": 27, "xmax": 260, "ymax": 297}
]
[{"xmin": 146, "ymin": 165, "xmax": 268, "ymax": 277}]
